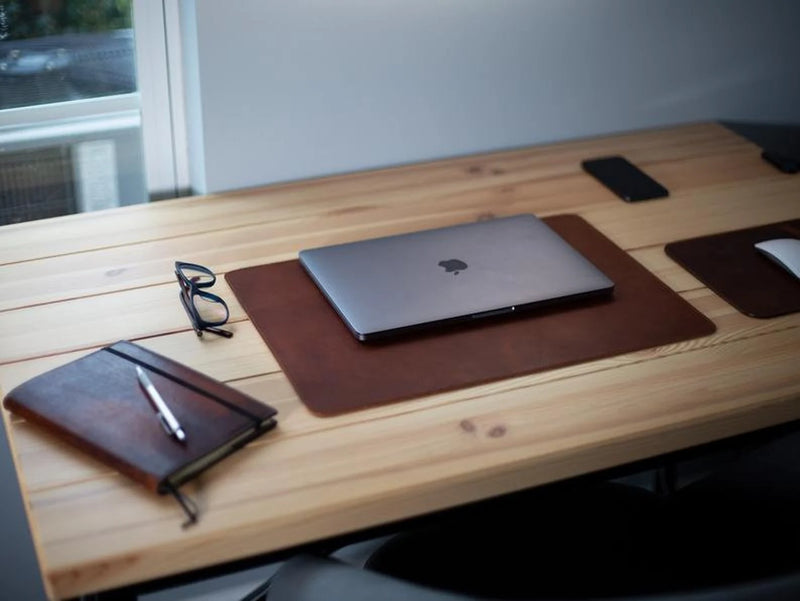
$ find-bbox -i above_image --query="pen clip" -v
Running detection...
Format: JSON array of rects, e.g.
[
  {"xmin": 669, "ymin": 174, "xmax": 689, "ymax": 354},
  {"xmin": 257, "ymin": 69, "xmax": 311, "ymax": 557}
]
[{"xmin": 157, "ymin": 412, "xmax": 175, "ymax": 437}]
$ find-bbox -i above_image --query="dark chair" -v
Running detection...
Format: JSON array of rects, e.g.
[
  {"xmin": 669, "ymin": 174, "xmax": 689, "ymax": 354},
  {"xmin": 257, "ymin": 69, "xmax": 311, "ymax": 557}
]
[
  {"xmin": 262, "ymin": 555, "xmax": 800, "ymax": 601},
  {"xmin": 245, "ymin": 429, "xmax": 800, "ymax": 601}
]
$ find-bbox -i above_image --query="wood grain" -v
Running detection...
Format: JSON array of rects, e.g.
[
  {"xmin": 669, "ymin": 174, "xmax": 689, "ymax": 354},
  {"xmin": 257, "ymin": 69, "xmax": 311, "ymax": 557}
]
[{"xmin": 1, "ymin": 122, "xmax": 798, "ymax": 599}]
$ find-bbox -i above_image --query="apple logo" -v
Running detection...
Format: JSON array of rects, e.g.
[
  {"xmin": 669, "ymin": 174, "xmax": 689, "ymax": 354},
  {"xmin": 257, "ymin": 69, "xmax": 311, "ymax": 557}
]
[{"xmin": 438, "ymin": 259, "xmax": 468, "ymax": 275}]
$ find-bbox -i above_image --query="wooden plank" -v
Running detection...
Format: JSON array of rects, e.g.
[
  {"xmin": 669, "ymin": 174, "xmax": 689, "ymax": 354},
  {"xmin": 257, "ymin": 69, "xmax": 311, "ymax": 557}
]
[
  {"xmin": 585, "ymin": 176, "xmax": 800, "ymax": 249},
  {"xmin": 0, "ymin": 280, "xmax": 248, "ymax": 364}
]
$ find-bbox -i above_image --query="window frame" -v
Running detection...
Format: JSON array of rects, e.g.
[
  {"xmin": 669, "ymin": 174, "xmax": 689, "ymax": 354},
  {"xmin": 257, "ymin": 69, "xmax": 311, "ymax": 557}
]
[{"xmin": 133, "ymin": 0, "xmax": 189, "ymax": 199}]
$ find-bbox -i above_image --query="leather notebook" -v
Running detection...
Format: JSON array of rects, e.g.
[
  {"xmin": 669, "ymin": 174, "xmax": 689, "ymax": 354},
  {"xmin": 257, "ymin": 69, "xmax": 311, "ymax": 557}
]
[
  {"xmin": 3, "ymin": 340, "xmax": 277, "ymax": 525},
  {"xmin": 226, "ymin": 214, "xmax": 716, "ymax": 416},
  {"xmin": 665, "ymin": 219, "xmax": 800, "ymax": 318}
]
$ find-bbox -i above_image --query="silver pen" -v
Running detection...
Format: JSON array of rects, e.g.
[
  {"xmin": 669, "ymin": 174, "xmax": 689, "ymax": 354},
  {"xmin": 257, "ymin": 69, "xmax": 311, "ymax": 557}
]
[{"xmin": 136, "ymin": 366, "xmax": 187, "ymax": 443}]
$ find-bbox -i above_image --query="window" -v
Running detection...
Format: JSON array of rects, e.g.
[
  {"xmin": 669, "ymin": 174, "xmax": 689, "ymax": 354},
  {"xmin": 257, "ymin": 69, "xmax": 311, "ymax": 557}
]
[{"xmin": 0, "ymin": 0, "xmax": 185, "ymax": 226}]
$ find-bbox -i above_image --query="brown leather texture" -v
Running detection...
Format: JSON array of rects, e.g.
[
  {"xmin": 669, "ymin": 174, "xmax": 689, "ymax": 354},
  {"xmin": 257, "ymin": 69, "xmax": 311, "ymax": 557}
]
[
  {"xmin": 3, "ymin": 341, "xmax": 277, "ymax": 493},
  {"xmin": 227, "ymin": 215, "xmax": 716, "ymax": 416},
  {"xmin": 665, "ymin": 219, "xmax": 800, "ymax": 318}
]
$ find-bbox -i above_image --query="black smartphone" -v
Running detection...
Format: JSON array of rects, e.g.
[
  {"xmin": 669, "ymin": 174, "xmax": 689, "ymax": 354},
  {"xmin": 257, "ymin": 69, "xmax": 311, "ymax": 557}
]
[{"xmin": 581, "ymin": 156, "xmax": 669, "ymax": 202}]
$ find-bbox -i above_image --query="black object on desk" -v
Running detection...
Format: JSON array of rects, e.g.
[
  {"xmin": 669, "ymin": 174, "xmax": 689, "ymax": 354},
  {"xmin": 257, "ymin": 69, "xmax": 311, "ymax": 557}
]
[
  {"xmin": 582, "ymin": 156, "xmax": 669, "ymax": 202},
  {"xmin": 762, "ymin": 150, "xmax": 800, "ymax": 174}
]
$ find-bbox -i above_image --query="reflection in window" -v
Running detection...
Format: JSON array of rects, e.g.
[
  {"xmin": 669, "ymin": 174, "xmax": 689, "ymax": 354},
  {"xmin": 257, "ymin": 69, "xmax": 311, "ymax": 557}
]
[{"xmin": 0, "ymin": 0, "xmax": 135, "ymax": 110}]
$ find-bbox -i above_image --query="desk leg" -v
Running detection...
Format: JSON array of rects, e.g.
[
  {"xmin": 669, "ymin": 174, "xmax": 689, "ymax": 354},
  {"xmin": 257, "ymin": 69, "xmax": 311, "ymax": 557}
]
[{"xmin": 0, "ymin": 418, "xmax": 50, "ymax": 601}]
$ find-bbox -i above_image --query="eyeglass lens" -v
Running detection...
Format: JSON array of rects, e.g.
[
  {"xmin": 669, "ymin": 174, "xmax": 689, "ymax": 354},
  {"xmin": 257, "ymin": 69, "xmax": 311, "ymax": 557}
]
[
  {"xmin": 192, "ymin": 294, "xmax": 229, "ymax": 324},
  {"xmin": 178, "ymin": 264, "xmax": 215, "ymax": 286}
]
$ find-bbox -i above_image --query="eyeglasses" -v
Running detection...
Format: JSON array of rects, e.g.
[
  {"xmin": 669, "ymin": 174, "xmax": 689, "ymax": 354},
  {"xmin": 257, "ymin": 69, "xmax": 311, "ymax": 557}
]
[{"xmin": 175, "ymin": 261, "xmax": 233, "ymax": 338}]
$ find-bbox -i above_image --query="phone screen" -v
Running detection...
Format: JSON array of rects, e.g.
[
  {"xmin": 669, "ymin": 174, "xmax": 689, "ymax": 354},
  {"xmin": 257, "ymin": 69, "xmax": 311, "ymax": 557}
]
[{"xmin": 582, "ymin": 156, "xmax": 669, "ymax": 202}]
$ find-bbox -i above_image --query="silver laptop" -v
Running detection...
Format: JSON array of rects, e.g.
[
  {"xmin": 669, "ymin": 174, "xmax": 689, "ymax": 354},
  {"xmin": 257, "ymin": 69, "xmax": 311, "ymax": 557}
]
[{"xmin": 299, "ymin": 214, "xmax": 614, "ymax": 341}]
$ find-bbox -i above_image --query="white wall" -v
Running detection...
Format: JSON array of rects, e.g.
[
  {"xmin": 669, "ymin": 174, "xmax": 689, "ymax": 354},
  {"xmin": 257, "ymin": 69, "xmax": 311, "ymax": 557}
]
[{"xmin": 181, "ymin": 0, "xmax": 800, "ymax": 195}]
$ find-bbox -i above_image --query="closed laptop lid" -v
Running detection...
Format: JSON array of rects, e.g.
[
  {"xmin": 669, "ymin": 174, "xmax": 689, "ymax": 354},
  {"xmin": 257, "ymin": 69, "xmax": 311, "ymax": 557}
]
[{"xmin": 298, "ymin": 214, "xmax": 614, "ymax": 341}]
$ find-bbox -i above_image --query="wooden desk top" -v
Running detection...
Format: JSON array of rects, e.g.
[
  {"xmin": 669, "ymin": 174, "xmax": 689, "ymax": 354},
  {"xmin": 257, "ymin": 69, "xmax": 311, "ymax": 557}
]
[{"xmin": 1, "ymin": 123, "xmax": 799, "ymax": 599}]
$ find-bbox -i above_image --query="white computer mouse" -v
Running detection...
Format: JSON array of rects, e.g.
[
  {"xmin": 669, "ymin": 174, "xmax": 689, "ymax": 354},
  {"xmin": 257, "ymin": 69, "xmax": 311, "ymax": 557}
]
[{"xmin": 754, "ymin": 238, "xmax": 800, "ymax": 280}]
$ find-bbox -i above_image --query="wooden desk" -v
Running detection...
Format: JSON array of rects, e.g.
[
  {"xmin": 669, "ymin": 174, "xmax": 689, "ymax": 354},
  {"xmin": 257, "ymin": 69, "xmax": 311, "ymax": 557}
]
[{"xmin": 1, "ymin": 123, "xmax": 798, "ymax": 600}]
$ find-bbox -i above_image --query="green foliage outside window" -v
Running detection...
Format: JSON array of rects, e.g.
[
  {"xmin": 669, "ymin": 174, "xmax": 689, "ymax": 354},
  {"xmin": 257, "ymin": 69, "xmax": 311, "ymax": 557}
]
[{"xmin": 0, "ymin": 0, "xmax": 132, "ymax": 41}]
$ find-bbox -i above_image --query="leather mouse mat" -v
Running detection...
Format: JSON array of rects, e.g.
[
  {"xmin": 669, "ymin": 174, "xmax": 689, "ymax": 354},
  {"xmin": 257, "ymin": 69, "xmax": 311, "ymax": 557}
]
[
  {"xmin": 665, "ymin": 219, "xmax": 800, "ymax": 319},
  {"xmin": 227, "ymin": 215, "xmax": 715, "ymax": 416}
]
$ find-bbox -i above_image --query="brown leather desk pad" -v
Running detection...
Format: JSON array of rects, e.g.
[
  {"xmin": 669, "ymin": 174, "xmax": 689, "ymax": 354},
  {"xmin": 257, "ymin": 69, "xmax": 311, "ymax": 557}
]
[
  {"xmin": 227, "ymin": 215, "xmax": 715, "ymax": 416},
  {"xmin": 665, "ymin": 219, "xmax": 800, "ymax": 319}
]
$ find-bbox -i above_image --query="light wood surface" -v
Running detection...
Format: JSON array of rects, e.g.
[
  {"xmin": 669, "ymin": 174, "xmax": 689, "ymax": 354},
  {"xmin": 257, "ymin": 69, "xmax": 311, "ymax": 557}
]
[{"xmin": 1, "ymin": 123, "xmax": 799, "ymax": 600}]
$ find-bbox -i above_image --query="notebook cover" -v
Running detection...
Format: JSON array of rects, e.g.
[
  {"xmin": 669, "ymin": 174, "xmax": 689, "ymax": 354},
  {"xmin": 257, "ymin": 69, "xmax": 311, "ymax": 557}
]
[
  {"xmin": 227, "ymin": 214, "xmax": 716, "ymax": 416},
  {"xmin": 665, "ymin": 219, "xmax": 800, "ymax": 318},
  {"xmin": 3, "ymin": 341, "xmax": 277, "ymax": 493}
]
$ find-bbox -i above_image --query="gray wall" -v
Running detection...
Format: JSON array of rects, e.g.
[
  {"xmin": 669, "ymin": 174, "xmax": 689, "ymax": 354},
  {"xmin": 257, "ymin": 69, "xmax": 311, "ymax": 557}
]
[{"xmin": 181, "ymin": 0, "xmax": 800, "ymax": 195}]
